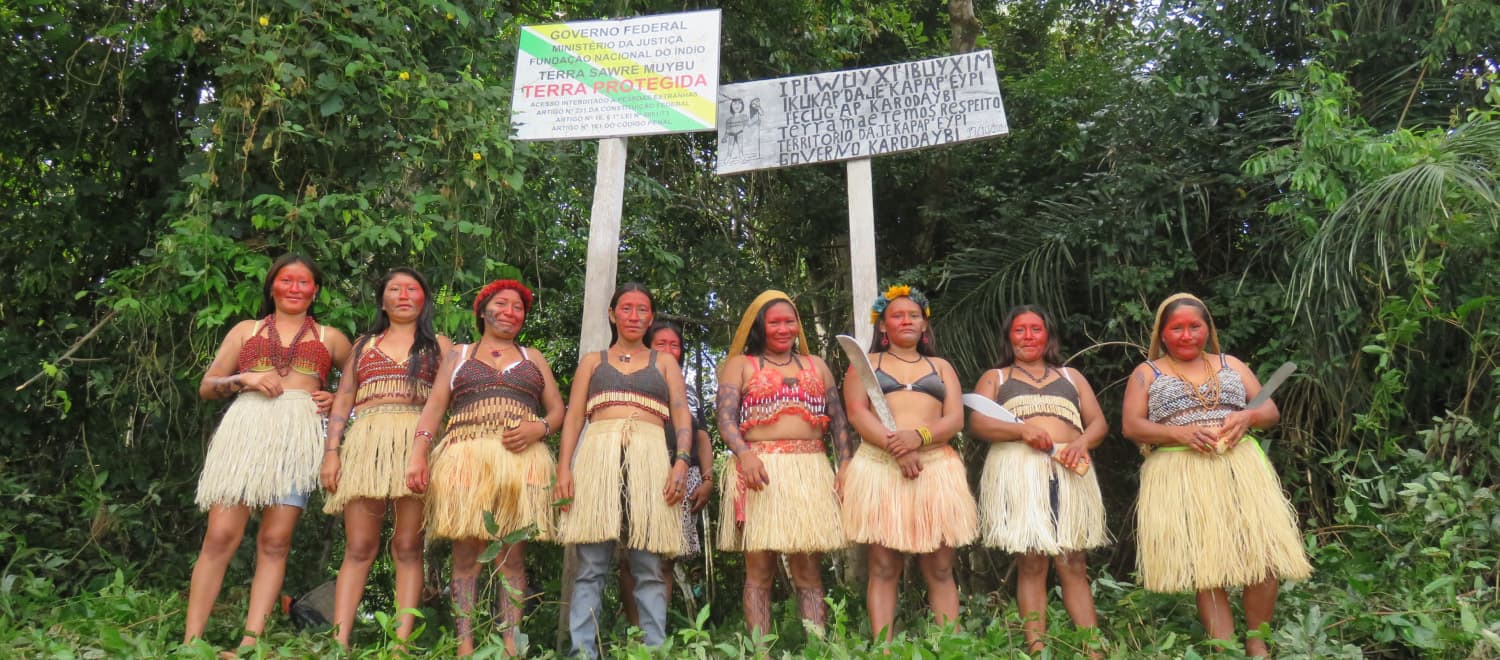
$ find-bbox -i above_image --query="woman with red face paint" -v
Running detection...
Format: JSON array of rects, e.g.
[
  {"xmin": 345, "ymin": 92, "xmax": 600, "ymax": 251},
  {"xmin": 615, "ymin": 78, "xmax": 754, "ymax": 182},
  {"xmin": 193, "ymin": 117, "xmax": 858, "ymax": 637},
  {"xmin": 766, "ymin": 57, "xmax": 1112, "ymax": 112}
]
[
  {"xmin": 320, "ymin": 268, "xmax": 452, "ymax": 648},
  {"xmin": 556, "ymin": 283, "xmax": 697, "ymax": 659},
  {"xmin": 842, "ymin": 285, "xmax": 978, "ymax": 640},
  {"xmin": 1122, "ymin": 293, "xmax": 1311, "ymax": 657},
  {"xmin": 403, "ymin": 279, "xmax": 564, "ymax": 656},
  {"xmin": 969, "ymin": 305, "xmax": 1108, "ymax": 653},
  {"xmin": 185, "ymin": 253, "xmax": 353, "ymax": 650},
  {"xmin": 715, "ymin": 291, "xmax": 851, "ymax": 637},
  {"xmin": 617, "ymin": 320, "xmax": 715, "ymax": 628}
]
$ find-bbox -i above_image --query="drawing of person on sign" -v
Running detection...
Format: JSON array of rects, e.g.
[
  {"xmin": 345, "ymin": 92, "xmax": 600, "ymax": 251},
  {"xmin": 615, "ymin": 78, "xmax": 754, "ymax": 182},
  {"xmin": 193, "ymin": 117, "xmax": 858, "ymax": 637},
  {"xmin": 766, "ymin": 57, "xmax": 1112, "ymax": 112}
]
[{"xmin": 720, "ymin": 96, "xmax": 760, "ymax": 164}]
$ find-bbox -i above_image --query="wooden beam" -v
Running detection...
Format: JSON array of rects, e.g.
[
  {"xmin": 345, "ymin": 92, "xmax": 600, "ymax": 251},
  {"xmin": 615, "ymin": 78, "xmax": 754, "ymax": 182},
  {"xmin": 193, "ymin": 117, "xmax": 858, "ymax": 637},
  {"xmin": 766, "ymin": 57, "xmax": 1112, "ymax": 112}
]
[{"xmin": 847, "ymin": 158, "xmax": 878, "ymax": 348}]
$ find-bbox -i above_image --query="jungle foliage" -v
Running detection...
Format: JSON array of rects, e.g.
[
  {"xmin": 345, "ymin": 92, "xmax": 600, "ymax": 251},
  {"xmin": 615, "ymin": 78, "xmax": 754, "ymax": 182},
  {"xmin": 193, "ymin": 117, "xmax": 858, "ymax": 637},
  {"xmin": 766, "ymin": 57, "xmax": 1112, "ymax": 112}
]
[{"xmin": 2, "ymin": 0, "xmax": 1498, "ymax": 657}]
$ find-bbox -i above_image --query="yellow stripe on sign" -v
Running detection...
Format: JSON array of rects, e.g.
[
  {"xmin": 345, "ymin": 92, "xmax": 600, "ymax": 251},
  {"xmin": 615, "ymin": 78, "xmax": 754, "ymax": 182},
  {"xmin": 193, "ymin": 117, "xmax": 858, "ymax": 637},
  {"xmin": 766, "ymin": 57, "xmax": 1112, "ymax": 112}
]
[{"xmin": 535, "ymin": 28, "xmax": 714, "ymax": 126}]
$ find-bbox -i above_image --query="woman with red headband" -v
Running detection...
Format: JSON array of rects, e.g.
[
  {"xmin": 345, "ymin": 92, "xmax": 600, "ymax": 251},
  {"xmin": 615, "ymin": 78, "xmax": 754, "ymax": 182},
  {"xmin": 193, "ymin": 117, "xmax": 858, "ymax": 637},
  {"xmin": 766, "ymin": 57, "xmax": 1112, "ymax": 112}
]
[
  {"xmin": 841, "ymin": 285, "xmax": 977, "ymax": 640},
  {"xmin": 406, "ymin": 279, "xmax": 564, "ymax": 656},
  {"xmin": 556, "ymin": 283, "xmax": 696, "ymax": 659},
  {"xmin": 185, "ymin": 253, "xmax": 351, "ymax": 650},
  {"xmin": 320, "ymin": 268, "xmax": 452, "ymax": 648}
]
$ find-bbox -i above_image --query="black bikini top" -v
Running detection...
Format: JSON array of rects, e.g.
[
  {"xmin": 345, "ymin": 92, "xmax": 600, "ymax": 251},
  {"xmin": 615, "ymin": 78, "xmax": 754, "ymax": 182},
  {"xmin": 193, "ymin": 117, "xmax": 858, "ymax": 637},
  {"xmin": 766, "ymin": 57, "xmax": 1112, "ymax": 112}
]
[{"xmin": 874, "ymin": 354, "xmax": 945, "ymax": 401}]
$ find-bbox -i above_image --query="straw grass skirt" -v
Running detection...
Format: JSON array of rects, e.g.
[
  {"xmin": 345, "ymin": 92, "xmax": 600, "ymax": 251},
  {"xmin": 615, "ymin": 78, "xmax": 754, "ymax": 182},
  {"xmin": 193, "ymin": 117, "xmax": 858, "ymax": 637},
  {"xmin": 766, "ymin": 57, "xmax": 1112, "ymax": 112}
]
[
  {"xmin": 425, "ymin": 432, "xmax": 556, "ymax": 542},
  {"xmin": 557, "ymin": 418, "xmax": 682, "ymax": 555},
  {"xmin": 840, "ymin": 443, "xmax": 978, "ymax": 554},
  {"xmin": 716, "ymin": 441, "xmax": 846, "ymax": 554},
  {"xmin": 196, "ymin": 390, "xmax": 322, "ymax": 510},
  {"xmin": 1136, "ymin": 438, "xmax": 1312, "ymax": 592},
  {"xmin": 978, "ymin": 442, "xmax": 1108, "ymax": 554},
  {"xmin": 322, "ymin": 404, "xmax": 422, "ymax": 514}
]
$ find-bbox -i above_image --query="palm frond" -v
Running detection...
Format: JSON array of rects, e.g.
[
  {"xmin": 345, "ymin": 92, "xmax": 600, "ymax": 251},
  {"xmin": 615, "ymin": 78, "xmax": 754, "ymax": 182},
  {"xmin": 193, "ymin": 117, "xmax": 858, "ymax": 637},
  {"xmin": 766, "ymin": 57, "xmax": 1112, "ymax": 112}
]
[
  {"xmin": 1289, "ymin": 119, "xmax": 1500, "ymax": 318},
  {"xmin": 936, "ymin": 202, "xmax": 1079, "ymax": 376}
]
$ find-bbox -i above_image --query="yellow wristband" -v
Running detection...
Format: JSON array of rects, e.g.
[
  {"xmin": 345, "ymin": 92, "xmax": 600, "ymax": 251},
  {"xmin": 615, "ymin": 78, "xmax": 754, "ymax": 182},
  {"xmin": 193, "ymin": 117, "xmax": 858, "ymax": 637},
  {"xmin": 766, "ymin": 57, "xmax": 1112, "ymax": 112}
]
[{"xmin": 916, "ymin": 426, "xmax": 934, "ymax": 446}]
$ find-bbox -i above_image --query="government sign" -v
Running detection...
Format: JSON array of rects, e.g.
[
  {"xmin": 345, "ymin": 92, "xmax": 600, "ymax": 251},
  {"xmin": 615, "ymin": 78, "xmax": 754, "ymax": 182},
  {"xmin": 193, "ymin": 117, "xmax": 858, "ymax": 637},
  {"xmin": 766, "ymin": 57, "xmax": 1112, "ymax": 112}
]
[{"xmin": 511, "ymin": 10, "xmax": 721, "ymax": 140}]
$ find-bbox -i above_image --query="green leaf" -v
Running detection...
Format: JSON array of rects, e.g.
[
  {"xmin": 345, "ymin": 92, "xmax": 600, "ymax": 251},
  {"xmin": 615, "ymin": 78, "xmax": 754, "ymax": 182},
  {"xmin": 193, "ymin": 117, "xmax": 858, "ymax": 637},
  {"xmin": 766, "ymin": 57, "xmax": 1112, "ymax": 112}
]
[{"xmin": 319, "ymin": 95, "xmax": 344, "ymax": 116}]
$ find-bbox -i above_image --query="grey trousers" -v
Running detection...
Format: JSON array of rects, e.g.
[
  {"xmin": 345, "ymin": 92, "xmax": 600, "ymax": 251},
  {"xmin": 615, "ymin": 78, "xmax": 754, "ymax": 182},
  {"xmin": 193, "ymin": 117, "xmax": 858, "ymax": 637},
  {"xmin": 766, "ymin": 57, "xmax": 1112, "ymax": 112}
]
[{"xmin": 568, "ymin": 541, "xmax": 667, "ymax": 659}]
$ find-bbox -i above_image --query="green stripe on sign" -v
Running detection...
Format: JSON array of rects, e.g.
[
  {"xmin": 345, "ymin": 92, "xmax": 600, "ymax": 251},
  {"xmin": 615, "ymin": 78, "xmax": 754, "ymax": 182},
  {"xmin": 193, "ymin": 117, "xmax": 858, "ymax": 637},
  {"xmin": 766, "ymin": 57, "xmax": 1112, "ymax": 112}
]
[{"xmin": 518, "ymin": 31, "xmax": 705, "ymax": 132}]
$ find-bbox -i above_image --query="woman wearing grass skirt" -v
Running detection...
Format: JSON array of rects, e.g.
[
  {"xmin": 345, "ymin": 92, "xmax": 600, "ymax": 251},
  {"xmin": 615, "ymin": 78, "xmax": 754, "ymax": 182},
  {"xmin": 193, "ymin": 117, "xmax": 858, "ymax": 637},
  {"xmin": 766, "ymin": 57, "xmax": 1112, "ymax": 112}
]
[
  {"xmin": 715, "ymin": 291, "xmax": 851, "ymax": 637},
  {"xmin": 556, "ymin": 283, "xmax": 697, "ymax": 659},
  {"xmin": 842, "ymin": 285, "xmax": 977, "ymax": 640},
  {"xmin": 969, "ymin": 305, "xmax": 1108, "ymax": 653},
  {"xmin": 618, "ymin": 320, "xmax": 715, "ymax": 628},
  {"xmin": 320, "ymin": 268, "xmax": 452, "ymax": 648},
  {"xmin": 1122, "ymin": 293, "xmax": 1312, "ymax": 657},
  {"xmin": 184, "ymin": 254, "xmax": 352, "ymax": 650},
  {"xmin": 405, "ymin": 279, "xmax": 564, "ymax": 656}
]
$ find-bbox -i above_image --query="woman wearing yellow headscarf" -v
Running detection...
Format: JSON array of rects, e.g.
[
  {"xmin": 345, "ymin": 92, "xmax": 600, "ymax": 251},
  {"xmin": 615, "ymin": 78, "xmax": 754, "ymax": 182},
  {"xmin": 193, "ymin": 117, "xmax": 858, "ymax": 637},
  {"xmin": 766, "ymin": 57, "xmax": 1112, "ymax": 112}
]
[
  {"xmin": 1121, "ymin": 294, "xmax": 1311, "ymax": 657},
  {"xmin": 715, "ymin": 291, "xmax": 850, "ymax": 637}
]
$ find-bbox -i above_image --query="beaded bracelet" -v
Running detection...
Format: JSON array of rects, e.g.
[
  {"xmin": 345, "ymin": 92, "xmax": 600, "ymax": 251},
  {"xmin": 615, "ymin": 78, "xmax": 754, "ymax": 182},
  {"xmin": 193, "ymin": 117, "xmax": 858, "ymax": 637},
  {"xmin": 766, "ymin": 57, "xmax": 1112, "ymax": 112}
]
[
  {"xmin": 539, "ymin": 418, "xmax": 552, "ymax": 435},
  {"xmin": 414, "ymin": 429, "xmax": 434, "ymax": 443},
  {"xmin": 674, "ymin": 451, "xmax": 692, "ymax": 463},
  {"xmin": 916, "ymin": 426, "xmax": 934, "ymax": 447}
]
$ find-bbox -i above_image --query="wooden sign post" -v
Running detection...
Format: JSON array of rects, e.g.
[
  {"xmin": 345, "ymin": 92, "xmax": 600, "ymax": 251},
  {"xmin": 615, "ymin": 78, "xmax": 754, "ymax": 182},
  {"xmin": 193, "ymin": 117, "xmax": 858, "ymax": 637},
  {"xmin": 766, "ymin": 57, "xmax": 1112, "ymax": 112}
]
[{"xmin": 715, "ymin": 52, "xmax": 1009, "ymax": 346}]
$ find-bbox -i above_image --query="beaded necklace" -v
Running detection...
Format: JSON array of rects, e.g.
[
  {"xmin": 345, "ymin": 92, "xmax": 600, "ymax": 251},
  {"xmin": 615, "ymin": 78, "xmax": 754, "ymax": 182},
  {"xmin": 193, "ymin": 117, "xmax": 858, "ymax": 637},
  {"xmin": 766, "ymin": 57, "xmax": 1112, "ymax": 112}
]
[
  {"xmin": 1165, "ymin": 353, "xmax": 1221, "ymax": 411},
  {"xmin": 264, "ymin": 315, "xmax": 315, "ymax": 377}
]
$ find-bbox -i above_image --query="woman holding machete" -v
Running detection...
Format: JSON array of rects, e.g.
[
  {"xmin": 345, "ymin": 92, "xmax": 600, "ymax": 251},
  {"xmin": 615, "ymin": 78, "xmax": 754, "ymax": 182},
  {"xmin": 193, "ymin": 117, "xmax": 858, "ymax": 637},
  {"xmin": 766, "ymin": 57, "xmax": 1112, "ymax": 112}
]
[
  {"xmin": 1121, "ymin": 293, "xmax": 1311, "ymax": 657},
  {"xmin": 840, "ymin": 285, "xmax": 977, "ymax": 640},
  {"xmin": 968, "ymin": 304, "xmax": 1109, "ymax": 654}
]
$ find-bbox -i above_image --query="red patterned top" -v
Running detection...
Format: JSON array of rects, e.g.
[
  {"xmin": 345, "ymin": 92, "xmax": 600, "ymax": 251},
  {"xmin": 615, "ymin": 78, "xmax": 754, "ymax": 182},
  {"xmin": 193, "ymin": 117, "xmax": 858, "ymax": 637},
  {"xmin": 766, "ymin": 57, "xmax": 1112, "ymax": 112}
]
[
  {"xmin": 737, "ymin": 355, "xmax": 829, "ymax": 433},
  {"xmin": 353, "ymin": 335, "xmax": 437, "ymax": 407},
  {"xmin": 238, "ymin": 315, "xmax": 332, "ymax": 385}
]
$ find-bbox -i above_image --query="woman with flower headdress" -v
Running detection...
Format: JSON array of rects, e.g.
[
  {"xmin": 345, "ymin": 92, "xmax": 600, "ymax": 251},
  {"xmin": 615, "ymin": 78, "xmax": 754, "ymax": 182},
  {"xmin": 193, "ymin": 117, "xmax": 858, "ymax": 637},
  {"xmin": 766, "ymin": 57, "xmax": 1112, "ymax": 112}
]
[
  {"xmin": 321, "ymin": 268, "xmax": 452, "ymax": 648},
  {"xmin": 555, "ymin": 283, "xmax": 697, "ymax": 659},
  {"xmin": 185, "ymin": 254, "xmax": 352, "ymax": 650},
  {"xmin": 405, "ymin": 279, "xmax": 564, "ymax": 656},
  {"xmin": 1121, "ymin": 293, "xmax": 1311, "ymax": 657},
  {"xmin": 841, "ymin": 285, "xmax": 977, "ymax": 639},
  {"xmin": 968, "ymin": 305, "xmax": 1108, "ymax": 653},
  {"xmin": 715, "ymin": 291, "xmax": 851, "ymax": 637}
]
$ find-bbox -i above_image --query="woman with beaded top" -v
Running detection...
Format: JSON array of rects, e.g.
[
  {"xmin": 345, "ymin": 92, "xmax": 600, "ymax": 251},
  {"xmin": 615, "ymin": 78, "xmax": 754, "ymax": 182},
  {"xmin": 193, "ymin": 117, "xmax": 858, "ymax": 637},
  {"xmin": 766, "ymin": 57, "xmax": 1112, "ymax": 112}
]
[
  {"xmin": 715, "ymin": 291, "xmax": 851, "ymax": 637},
  {"xmin": 405, "ymin": 279, "xmax": 564, "ymax": 656},
  {"xmin": 1121, "ymin": 293, "xmax": 1311, "ymax": 657},
  {"xmin": 556, "ymin": 283, "xmax": 697, "ymax": 659},
  {"xmin": 320, "ymin": 268, "xmax": 452, "ymax": 648},
  {"xmin": 618, "ymin": 320, "xmax": 715, "ymax": 628},
  {"xmin": 841, "ymin": 285, "xmax": 977, "ymax": 640},
  {"xmin": 969, "ymin": 305, "xmax": 1108, "ymax": 652},
  {"xmin": 185, "ymin": 254, "xmax": 352, "ymax": 649}
]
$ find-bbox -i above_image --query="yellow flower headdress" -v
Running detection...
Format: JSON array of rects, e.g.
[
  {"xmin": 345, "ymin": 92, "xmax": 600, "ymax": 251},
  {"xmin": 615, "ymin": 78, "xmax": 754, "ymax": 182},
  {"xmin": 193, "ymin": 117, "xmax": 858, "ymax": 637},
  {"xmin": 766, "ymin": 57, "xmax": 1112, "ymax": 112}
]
[{"xmin": 869, "ymin": 284, "xmax": 931, "ymax": 325}]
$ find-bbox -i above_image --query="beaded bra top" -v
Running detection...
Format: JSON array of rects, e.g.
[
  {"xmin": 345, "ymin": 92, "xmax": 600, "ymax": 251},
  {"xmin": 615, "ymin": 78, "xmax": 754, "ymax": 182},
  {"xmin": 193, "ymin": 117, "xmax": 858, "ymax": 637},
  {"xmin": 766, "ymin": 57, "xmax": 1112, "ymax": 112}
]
[
  {"xmin": 738, "ymin": 355, "xmax": 829, "ymax": 433},
  {"xmin": 994, "ymin": 367, "xmax": 1083, "ymax": 433},
  {"xmin": 352, "ymin": 335, "xmax": 437, "ymax": 407},
  {"xmin": 238, "ymin": 316, "xmax": 331, "ymax": 385},
  {"xmin": 443, "ymin": 345, "xmax": 545, "ymax": 443},
  {"xmin": 1145, "ymin": 355, "xmax": 1247, "ymax": 427},
  {"xmin": 585, "ymin": 350, "xmax": 670, "ymax": 422}
]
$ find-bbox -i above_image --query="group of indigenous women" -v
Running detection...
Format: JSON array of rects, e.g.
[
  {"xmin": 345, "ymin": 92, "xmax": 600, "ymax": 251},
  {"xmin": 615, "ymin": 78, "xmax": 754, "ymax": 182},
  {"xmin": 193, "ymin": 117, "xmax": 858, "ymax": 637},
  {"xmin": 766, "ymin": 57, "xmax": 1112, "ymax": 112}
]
[{"xmin": 185, "ymin": 254, "xmax": 1310, "ymax": 658}]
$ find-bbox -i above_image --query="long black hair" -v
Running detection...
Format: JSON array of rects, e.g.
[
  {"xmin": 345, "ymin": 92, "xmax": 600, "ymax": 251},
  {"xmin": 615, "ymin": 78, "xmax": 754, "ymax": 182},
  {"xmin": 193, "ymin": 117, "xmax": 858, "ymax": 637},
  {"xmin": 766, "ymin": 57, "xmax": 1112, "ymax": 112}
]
[
  {"xmin": 352, "ymin": 267, "xmax": 441, "ymax": 384},
  {"xmin": 993, "ymin": 304, "xmax": 1063, "ymax": 368},
  {"xmin": 870, "ymin": 297, "xmax": 938, "ymax": 356},
  {"xmin": 259, "ymin": 253, "xmax": 324, "ymax": 317},
  {"xmin": 608, "ymin": 282, "xmax": 655, "ymax": 344},
  {"xmin": 742, "ymin": 298, "xmax": 799, "ymax": 356}
]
